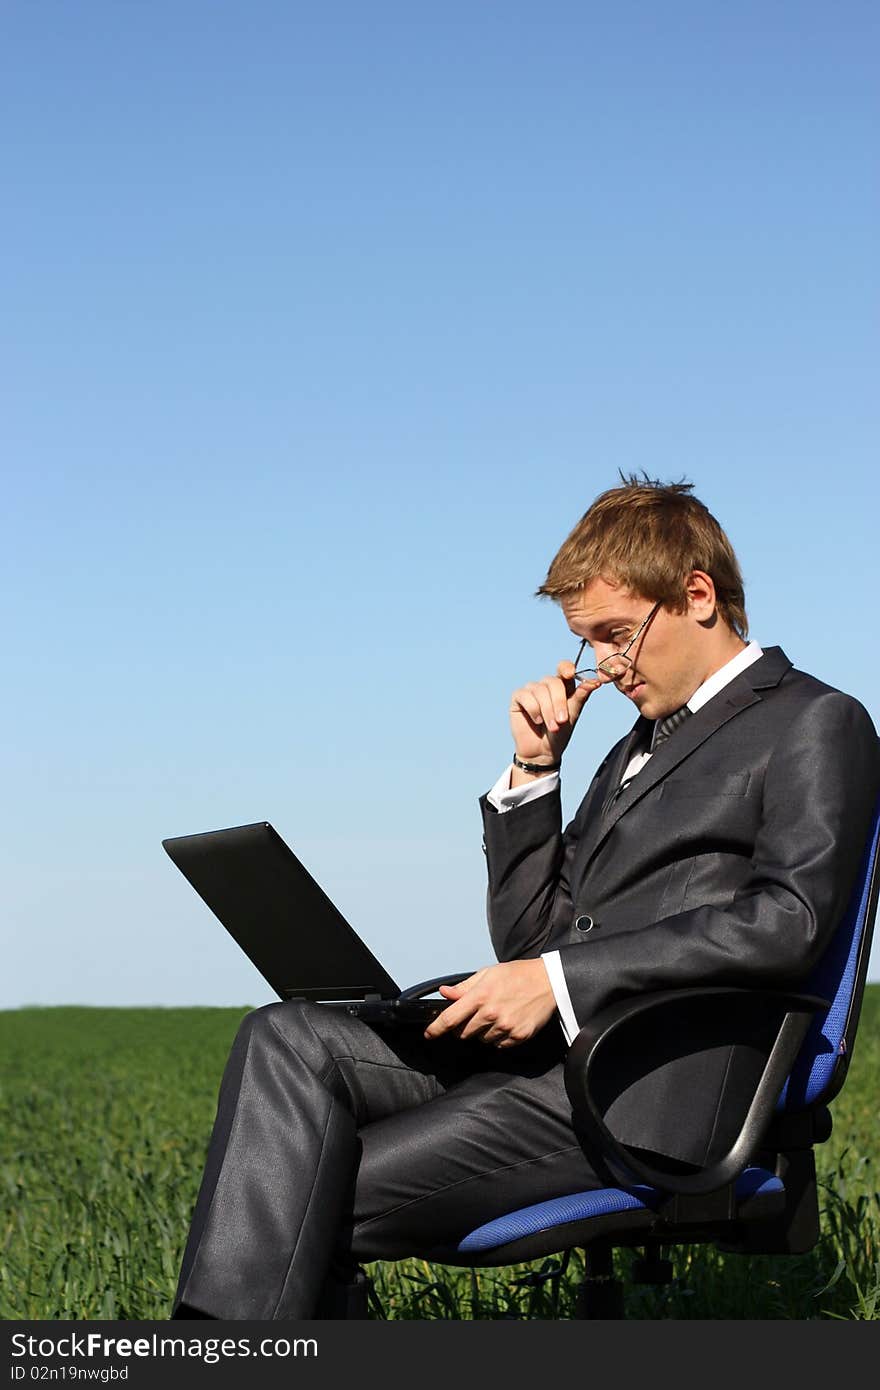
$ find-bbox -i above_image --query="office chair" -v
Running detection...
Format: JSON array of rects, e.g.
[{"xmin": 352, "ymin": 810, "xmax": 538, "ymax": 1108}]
[{"xmin": 364, "ymin": 798, "xmax": 880, "ymax": 1319}]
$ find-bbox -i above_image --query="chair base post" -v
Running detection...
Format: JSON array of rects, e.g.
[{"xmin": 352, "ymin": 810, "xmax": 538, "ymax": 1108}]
[
  {"xmin": 631, "ymin": 1247, "xmax": 674, "ymax": 1285},
  {"xmin": 343, "ymin": 1268, "xmax": 371, "ymax": 1318},
  {"xmin": 574, "ymin": 1243, "xmax": 625, "ymax": 1319},
  {"xmin": 314, "ymin": 1265, "xmax": 372, "ymax": 1319}
]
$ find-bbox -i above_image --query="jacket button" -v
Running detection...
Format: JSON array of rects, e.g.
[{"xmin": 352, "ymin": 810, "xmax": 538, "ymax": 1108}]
[{"xmin": 574, "ymin": 915, "xmax": 595, "ymax": 932}]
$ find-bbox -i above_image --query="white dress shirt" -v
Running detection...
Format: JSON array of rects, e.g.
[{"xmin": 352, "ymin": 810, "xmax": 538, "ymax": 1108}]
[{"xmin": 486, "ymin": 641, "xmax": 764, "ymax": 1044}]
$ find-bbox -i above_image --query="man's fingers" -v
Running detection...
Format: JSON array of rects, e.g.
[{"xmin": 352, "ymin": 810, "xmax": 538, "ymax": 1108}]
[
  {"xmin": 513, "ymin": 662, "xmax": 608, "ymax": 744},
  {"xmin": 511, "ymin": 670, "xmax": 597, "ymax": 738},
  {"xmin": 541, "ymin": 675, "xmax": 575, "ymax": 725},
  {"xmin": 459, "ymin": 1017, "xmax": 496, "ymax": 1043},
  {"xmin": 425, "ymin": 962, "xmax": 545, "ymax": 1048},
  {"xmin": 512, "ymin": 678, "xmax": 572, "ymax": 732},
  {"xmin": 571, "ymin": 678, "xmax": 601, "ymax": 707},
  {"xmin": 424, "ymin": 990, "xmax": 481, "ymax": 1039},
  {"xmin": 545, "ymin": 675, "xmax": 572, "ymax": 725},
  {"xmin": 445, "ymin": 969, "xmax": 485, "ymax": 993},
  {"xmin": 533, "ymin": 685, "xmax": 561, "ymax": 732},
  {"xmin": 510, "ymin": 688, "xmax": 546, "ymax": 728},
  {"xmin": 556, "ymin": 664, "xmax": 607, "ymax": 721}
]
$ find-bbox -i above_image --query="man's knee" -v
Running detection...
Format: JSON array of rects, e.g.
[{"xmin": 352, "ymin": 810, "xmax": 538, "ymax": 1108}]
[
  {"xmin": 237, "ymin": 998, "xmax": 302, "ymax": 1036},
  {"xmin": 235, "ymin": 998, "xmax": 325, "ymax": 1059},
  {"xmin": 234, "ymin": 999, "xmax": 370, "ymax": 1073}
]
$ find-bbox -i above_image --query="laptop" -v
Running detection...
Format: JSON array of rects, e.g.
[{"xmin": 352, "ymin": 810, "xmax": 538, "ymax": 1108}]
[{"xmin": 162, "ymin": 821, "xmax": 455, "ymax": 1025}]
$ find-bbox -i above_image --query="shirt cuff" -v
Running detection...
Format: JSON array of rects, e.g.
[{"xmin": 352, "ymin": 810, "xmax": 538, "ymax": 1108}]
[
  {"xmin": 486, "ymin": 764, "xmax": 561, "ymax": 814},
  {"xmin": 541, "ymin": 949, "xmax": 580, "ymax": 1046}
]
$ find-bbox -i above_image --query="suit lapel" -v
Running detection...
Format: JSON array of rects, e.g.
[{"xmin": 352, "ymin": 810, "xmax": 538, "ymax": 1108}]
[
  {"xmin": 575, "ymin": 646, "xmax": 793, "ymax": 873},
  {"xmin": 598, "ymin": 717, "xmax": 652, "ymax": 816}
]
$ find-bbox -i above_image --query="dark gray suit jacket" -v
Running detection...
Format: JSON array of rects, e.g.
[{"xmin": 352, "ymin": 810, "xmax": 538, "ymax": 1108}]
[{"xmin": 480, "ymin": 648, "xmax": 880, "ymax": 1166}]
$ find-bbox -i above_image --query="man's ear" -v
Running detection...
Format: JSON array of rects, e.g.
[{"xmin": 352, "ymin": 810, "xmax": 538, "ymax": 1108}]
[{"xmin": 685, "ymin": 570, "xmax": 717, "ymax": 623}]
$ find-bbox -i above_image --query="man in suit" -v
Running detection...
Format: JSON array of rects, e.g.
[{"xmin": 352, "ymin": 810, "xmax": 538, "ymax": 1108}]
[{"xmin": 172, "ymin": 477, "xmax": 879, "ymax": 1319}]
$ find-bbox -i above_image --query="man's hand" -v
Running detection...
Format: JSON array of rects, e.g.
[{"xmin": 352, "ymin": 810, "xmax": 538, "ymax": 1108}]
[
  {"xmin": 423, "ymin": 959, "xmax": 557, "ymax": 1049},
  {"xmin": 509, "ymin": 659, "xmax": 608, "ymax": 770}
]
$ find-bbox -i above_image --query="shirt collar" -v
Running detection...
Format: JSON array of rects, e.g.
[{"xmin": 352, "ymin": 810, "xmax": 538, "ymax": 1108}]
[{"xmin": 686, "ymin": 640, "xmax": 764, "ymax": 715}]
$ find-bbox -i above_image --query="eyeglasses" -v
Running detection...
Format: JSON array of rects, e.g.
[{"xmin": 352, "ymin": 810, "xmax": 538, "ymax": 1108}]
[{"xmin": 573, "ymin": 601, "xmax": 662, "ymax": 681}]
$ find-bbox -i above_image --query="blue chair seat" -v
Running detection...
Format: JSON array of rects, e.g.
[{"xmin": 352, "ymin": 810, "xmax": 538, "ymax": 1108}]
[{"xmin": 455, "ymin": 1165, "xmax": 784, "ymax": 1256}]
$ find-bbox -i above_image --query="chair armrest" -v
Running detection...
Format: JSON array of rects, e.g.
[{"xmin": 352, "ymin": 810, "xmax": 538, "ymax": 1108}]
[
  {"xmin": 398, "ymin": 972, "xmax": 477, "ymax": 1000},
  {"xmin": 564, "ymin": 986, "xmax": 827, "ymax": 1196}
]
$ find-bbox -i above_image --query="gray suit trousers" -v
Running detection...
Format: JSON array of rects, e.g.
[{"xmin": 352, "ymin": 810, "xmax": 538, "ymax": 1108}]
[{"xmin": 172, "ymin": 999, "xmax": 601, "ymax": 1319}]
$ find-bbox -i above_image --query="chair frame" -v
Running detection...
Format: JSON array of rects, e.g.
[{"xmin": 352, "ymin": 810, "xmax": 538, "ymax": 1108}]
[{"xmin": 365, "ymin": 802, "xmax": 880, "ymax": 1319}]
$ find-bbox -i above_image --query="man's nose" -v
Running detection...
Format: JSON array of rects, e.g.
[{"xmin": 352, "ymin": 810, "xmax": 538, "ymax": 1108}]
[{"xmin": 593, "ymin": 642, "xmax": 619, "ymax": 668}]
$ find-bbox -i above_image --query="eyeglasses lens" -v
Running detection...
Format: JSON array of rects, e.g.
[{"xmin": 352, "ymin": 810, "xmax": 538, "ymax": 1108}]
[
  {"xmin": 598, "ymin": 653, "xmax": 632, "ymax": 679},
  {"xmin": 574, "ymin": 652, "xmax": 633, "ymax": 681}
]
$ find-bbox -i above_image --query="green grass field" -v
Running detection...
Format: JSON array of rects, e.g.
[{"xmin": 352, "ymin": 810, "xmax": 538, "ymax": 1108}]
[{"xmin": 1, "ymin": 994, "xmax": 878, "ymax": 1320}]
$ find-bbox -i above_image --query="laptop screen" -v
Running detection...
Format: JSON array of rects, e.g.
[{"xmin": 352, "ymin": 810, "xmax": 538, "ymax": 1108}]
[{"xmin": 162, "ymin": 822, "xmax": 402, "ymax": 1002}]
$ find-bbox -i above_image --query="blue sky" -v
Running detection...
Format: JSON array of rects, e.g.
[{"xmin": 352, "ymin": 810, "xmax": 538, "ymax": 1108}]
[{"xmin": 2, "ymin": 1, "xmax": 878, "ymax": 1009}]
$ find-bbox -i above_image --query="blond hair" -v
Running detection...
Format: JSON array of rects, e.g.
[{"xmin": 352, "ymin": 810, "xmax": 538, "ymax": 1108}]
[{"xmin": 538, "ymin": 475, "xmax": 748, "ymax": 638}]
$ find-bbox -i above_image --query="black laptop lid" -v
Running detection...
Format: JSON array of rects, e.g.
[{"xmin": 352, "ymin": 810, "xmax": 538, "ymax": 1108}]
[{"xmin": 162, "ymin": 822, "xmax": 402, "ymax": 1003}]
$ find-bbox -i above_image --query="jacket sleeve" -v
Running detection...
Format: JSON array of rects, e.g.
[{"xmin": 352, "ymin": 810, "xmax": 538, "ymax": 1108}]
[
  {"xmin": 556, "ymin": 691, "xmax": 880, "ymax": 1027},
  {"xmin": 479, "ymin": 743, "xmax": 618, "ymax": 961}
]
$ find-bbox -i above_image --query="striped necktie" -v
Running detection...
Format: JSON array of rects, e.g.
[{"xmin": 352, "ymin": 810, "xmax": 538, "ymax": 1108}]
[
  {"xmin": 604, "ymin": 706, "xmax": 692, "ymax": 816},
  {"xmin": 651, "ymin": 704, "xmax": 692, "ymax": 750}
]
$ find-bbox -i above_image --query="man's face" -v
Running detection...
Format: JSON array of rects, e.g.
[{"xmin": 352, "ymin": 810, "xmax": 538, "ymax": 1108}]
[{"xmin": 561, "ymin": 575, "xmax": 711, "ymax": 721}]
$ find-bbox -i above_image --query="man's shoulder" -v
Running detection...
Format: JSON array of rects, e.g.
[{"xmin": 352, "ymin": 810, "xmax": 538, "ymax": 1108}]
[
  {"xmin": 757, "ymin": 646, "xmax": 865, "ymax": 701},
  {"xmin": 763, "ymin": 649, "xmax": 878, "ymax": 737}
]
